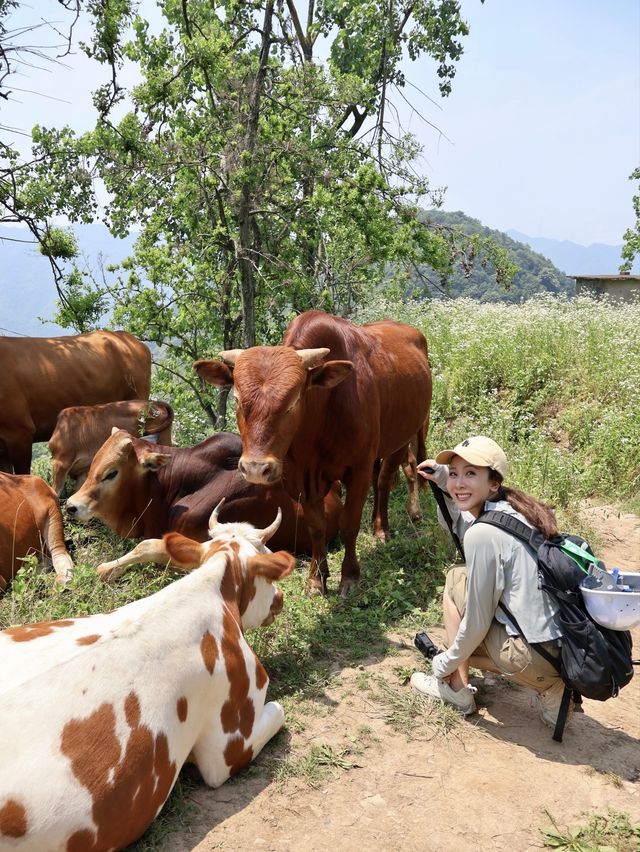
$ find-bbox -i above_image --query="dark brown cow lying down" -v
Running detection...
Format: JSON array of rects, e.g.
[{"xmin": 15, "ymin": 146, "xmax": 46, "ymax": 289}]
[
  {"xmin": 49, "ymin": 399, "xmax": 174, "ymax": 495},
  {"xmin": 0, "ymin": 473, "xmax": 73, "ymax": 590},
  {"xmin": 65, "ymin": 430, "xmax": 341, "ymax": 579},
  {"xmin": 194, "ymin": 309, "xmax": 432, "ymax": 596},
  {"xmin": 0, "ymin": 330, "xmax": 151, "ymax": 475}
]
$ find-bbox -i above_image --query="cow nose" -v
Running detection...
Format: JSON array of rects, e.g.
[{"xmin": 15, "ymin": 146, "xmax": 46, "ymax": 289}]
[
  {"xmin": 238, "ymin": 456, "xmax": 281, "ymax": 484},
  {"xmin": 65, "ymin": 503, "xmax": 78, "ymax": 516}
]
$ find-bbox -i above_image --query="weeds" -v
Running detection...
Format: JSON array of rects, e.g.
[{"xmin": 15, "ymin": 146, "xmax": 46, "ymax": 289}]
[
  {"xmin": 540, "ymin": 808, "xmax": 640, "ymax": 851},
  {"xmin": 270, "ymin": 743, "xmax": 363, "ymax": 788}
]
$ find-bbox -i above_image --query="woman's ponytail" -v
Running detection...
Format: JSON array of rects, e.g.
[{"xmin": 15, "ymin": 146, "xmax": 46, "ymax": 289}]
[{"xmin": 493, "ymin": 482, "xmax": 559, "ymax": 539}]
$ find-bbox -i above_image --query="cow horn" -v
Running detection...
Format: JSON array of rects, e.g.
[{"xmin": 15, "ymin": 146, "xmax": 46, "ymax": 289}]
[
  {"xmin": 218, "ymin": 349, "xmax": 244, "ymax": 367},
  {"xmin": 257, "ymin": 508, "xmax": 282, "ymax": 543},
  {"xmin": 296, "ymin": 348, "xmax": 330, "ymax": 368},
  {"xmin": 208, "ymin": 498, "xmax": 226, "ymax": 534}
]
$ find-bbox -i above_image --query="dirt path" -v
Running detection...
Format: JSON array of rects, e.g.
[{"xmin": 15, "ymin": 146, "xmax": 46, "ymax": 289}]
[{"xmin": 156, "ymin": 507, "xmax": 640, "ymax": 851}]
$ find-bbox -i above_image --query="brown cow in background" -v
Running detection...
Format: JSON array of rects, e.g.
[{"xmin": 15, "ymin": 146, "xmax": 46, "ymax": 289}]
[
  {"xmin": 49, "ymin": 399, "xmax": 173, "ymax": 495},
  {"xmin": 194, "ymin": 310, "xmax": 432, "ymax": 596},
  {"xmin": 0, "ymin": 472, "xmax": 73, "ymax": 590},
  {"xmin": 0, "ymin": 330, "xmax": 151, "ymax": 475}
]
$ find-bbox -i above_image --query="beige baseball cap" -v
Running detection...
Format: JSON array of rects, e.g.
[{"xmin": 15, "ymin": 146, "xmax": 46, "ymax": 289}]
[{"xmin": 435, "ymin": 436, "xmax": 508, "ymax": 478}]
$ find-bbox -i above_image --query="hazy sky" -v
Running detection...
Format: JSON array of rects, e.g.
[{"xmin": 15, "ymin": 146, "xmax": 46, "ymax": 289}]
[
  {"xmin": 409, "ymin": 0, "xmax": 640, "ymax": 245},
  {"xmin": 2, "ymin": 0, "xmax": 639, "ymax": 246}
]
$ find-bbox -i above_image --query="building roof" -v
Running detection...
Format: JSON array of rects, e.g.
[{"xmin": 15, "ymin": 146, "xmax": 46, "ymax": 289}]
[{"xmin": 572, "ymin": 274, "xmax": 640, "ymax": 281}]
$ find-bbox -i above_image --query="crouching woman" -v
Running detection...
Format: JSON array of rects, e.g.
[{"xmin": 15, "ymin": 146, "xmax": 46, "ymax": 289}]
[{"xmin": 413, "ymin": 436, "xmax": 568, "ymax": 730}]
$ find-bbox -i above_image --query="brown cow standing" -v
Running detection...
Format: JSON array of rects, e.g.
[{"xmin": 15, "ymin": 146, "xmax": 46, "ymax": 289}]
[
  {"xmin": 65, "ymin": 430, "xmax": 342, "ymax": 579},
  {"xmin": 49, "ymin": 399, "xmax": 173, "ymax": 495},
  {"xmin": 0, "ymin": 330, "xmax": 151, "ymax": 475},
  {"xmin": 0, "ymin": 473, "xmax": 73, "ymax": 590},
  {"xmin": 194, "ymin": 310, "xmax": 432, "ymax": 596}
]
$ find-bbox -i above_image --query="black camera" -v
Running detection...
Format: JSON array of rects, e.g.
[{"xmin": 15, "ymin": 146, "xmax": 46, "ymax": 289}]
[{"xmin": 414, "ymin": 631, "xmax": 441, "ymax": 660}]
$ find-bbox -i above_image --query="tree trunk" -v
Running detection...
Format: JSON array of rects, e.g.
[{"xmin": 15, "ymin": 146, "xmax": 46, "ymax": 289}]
[{"xmin": 237, "ymin": 0, "xmax": 274, "ymax": 348}]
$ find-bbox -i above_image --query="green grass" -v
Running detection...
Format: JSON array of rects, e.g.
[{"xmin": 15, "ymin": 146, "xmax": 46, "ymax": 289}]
[
  {"xmin": 540, "ymin": 808, "xmax": 640, "ymax": 851},
  {"xmin": 3, "ymin": 293, "xmax": 640, "ymax": 848}
]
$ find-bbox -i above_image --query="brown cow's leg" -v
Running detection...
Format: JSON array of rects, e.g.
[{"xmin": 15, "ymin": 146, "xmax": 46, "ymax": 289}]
[
  {"xmin": 339, "ymin": 471, "xmax": 372, "ymax": 596},
  {"xmin": 43, "ymin": 502, "xmax": 74, "ymax": 584},
  {"xmin": 7, "ymin": 433, "xmax": 33, "ymax": 474},
  {"xmin": 372, "ymin": 446, "xmax": 407, "ymax": 542},
  {"xmin": 370, "ymin": 458, "xmax": 381, "ymax": 529},
  {"xmin": 402, "ymin": 438, "xmax": 422, "ymax": 522},
  {"xmin": 97, "ymin": 539, "xmax": 171, "ymax": 582},
  {"xmin": 303, "ymin": 498, "xmax": 329, "ymax": 595}
]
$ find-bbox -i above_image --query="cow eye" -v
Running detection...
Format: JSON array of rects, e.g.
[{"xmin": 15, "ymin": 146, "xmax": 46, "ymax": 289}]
[{"xmin": 102, "ymin": 470, "xmax": 118, "ymax": 482}]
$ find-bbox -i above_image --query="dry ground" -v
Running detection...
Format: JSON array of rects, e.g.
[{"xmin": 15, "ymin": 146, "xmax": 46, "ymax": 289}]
[{"xmin": 154, "ymin": 506, "xmax": 640, "ymax": 852}]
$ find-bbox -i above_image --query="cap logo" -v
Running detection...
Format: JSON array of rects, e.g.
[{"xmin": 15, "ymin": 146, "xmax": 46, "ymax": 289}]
[{"xmin": 461, "ymin": 440, "xmax": 470, "ymax": 447}]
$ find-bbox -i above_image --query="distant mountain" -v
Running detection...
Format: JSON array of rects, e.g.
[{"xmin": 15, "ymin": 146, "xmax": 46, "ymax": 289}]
[
  {"xmin": 414, "ymin": 210, "xmax": 574, "ymax": 303},
  {"xmin": 0, "ymin": 224, "xmax": 135, "ymax": 337},
  {"xmin": 505, "ymin": 229, "xmax": 638, "ymax": 276},
  {"xmin": 2, "ymin": 216, "xmax": 625, "ymax": 337}
]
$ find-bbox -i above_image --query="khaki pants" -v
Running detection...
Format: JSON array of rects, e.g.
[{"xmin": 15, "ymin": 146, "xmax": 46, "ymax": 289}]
[{"xmin": 445, "ymin": 565, "xmax": 561, "ymax": 692}]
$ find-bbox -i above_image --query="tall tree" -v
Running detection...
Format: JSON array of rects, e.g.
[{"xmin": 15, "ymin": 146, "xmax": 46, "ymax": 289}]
[{"xmin": 9, "ymin": 0, "xmax": 512, "ymax": 430}]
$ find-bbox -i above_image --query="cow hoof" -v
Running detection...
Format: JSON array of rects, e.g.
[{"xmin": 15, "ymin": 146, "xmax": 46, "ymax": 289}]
[
  {"xmin": 97, "ymin": 564, "xmax": 121, "ymax": 583},
  {"xmin": 373, "ymin": 529, "xmax": 392, "ymax": 543},
  {"xmin": 338, "ymin": 579, "xmax": 358, "ymax": 598},
  {"xmin": 306, "ymin": 583, "xmax": 326, "ymax": 597}
]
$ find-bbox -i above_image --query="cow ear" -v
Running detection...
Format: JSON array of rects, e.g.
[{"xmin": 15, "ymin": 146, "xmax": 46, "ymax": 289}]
[
  {"xmin": 163, "ymin": 532, "xmax": 206, "ymax": 568},
  {"xmin": 138, "ymin": 450, "xmax": 173, "ymax": 471},
  {"xmin": 248, "ymin": 551, "xmax": 295, "ymax": 581},
  {"xmin": 309, "ymin": 360, "xmax": 353, "ymax": 389},
  {"xmin": 194, "ymin": 359, "xmax": 234, "ymax": 387}
]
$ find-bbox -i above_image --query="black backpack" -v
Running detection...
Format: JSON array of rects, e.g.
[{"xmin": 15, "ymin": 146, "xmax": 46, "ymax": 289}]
[{"xmin": 476, "ymin": 510, "xmax": 635, "ymax": 742}]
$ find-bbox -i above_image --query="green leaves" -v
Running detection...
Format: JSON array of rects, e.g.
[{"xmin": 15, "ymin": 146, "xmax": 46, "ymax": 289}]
[{"xmin": 620, "ymin": 166, "xmax": 640, "ymax": 274}]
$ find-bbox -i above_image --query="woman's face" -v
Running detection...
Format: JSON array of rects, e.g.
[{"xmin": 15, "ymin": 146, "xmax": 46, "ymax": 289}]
[{"xmin": 447, "ymin": 455, "xmax": 500, "ymax": 517}]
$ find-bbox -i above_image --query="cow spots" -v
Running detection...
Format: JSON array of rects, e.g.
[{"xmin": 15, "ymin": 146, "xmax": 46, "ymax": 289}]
[
  {"xmin": 177, "ymin": 697, "xmax": 188, "ymax": 723},
  {"xmin": 220, "ymin": 610, "xmax": 255, "ymax": 739},
  {"xmin": 200, "ymin": 630, "xmax": 219, "ymax": 675},
  {"xmin": 61, "ymin": 691, "xmax": 176, "ymax": 851},
  {"xmin": 5, "ymin": 619, "xmax": 74, "ymax": 642},
  {"xmin": 254, "ymin": 655, "xmax": 268, "ymax": 691},
  {"xmin": 220, "ymin": 546, "xmax": 256, "ymax": 619},
  {"xmin": 0, "ymin": 799, "xmax": 27, "ymax": 838},
  {"xmin": 224, "ymin": 734, "xmax": 253, "ymax": 776},
  {"xmin": 76, "ymin": 634, "xmax": 100, "ymax": 646}
]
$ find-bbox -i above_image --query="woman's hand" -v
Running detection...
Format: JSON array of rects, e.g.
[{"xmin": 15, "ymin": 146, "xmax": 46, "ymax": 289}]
[{"xmin": 417, "ymin": 459, "xmax": 439, "ymax": 482}]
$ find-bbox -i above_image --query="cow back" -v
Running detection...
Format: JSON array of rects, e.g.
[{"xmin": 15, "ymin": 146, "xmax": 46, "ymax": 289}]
[
  {"xmin": 284, "ymin": 310, "xmax": 431, "ymax": 460},
  {"xmin": 0, "ymin": 331, "xmax": 151, "ymax": 443}
]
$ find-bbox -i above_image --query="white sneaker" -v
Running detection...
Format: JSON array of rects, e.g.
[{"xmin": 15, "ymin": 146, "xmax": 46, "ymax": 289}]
[{"xmin": 410, "ymin": 672, "xmax": 477, "ymax": 716}]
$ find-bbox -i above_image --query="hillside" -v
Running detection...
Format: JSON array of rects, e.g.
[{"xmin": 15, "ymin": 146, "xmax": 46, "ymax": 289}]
[
  {"xmin": 413, "ymin": 210, "xmax": 575, "ymax": 302},
  {"xmin": 506, "ymin": 229, "xmax": 638, "ymax": 276},
  {"xmin": 0, "ymin": 215, "xmax": 592, "ymax": 337}
]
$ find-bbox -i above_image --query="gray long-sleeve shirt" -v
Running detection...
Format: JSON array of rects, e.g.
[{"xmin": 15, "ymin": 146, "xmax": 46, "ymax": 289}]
[{"xmin": 428, "ymin": 463, "xmax": 561, "ymax": 680}]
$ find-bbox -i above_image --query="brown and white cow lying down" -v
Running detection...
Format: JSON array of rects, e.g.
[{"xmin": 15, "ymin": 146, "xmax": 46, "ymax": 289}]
[
  {"xmin": 0, "ymin": 473, "xmax": 73, "ymax": 590},
  {"xmin": 0, "ymin": 511, "xmax": 293, "ymax": 851},
  {"xmin": 65, "ymin": 429, "xmax": 341, "ymax": 579},
  {"xmin": 0, "ymin": 330, "xmax": 150, "ymax": 476},
  {"xmin": 49, "ymin": 399, "xmax": 174, "ymax": 495},
  {"xmin": 194, "ymin": 309, "xmax": 432, "ymax": 596}
]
